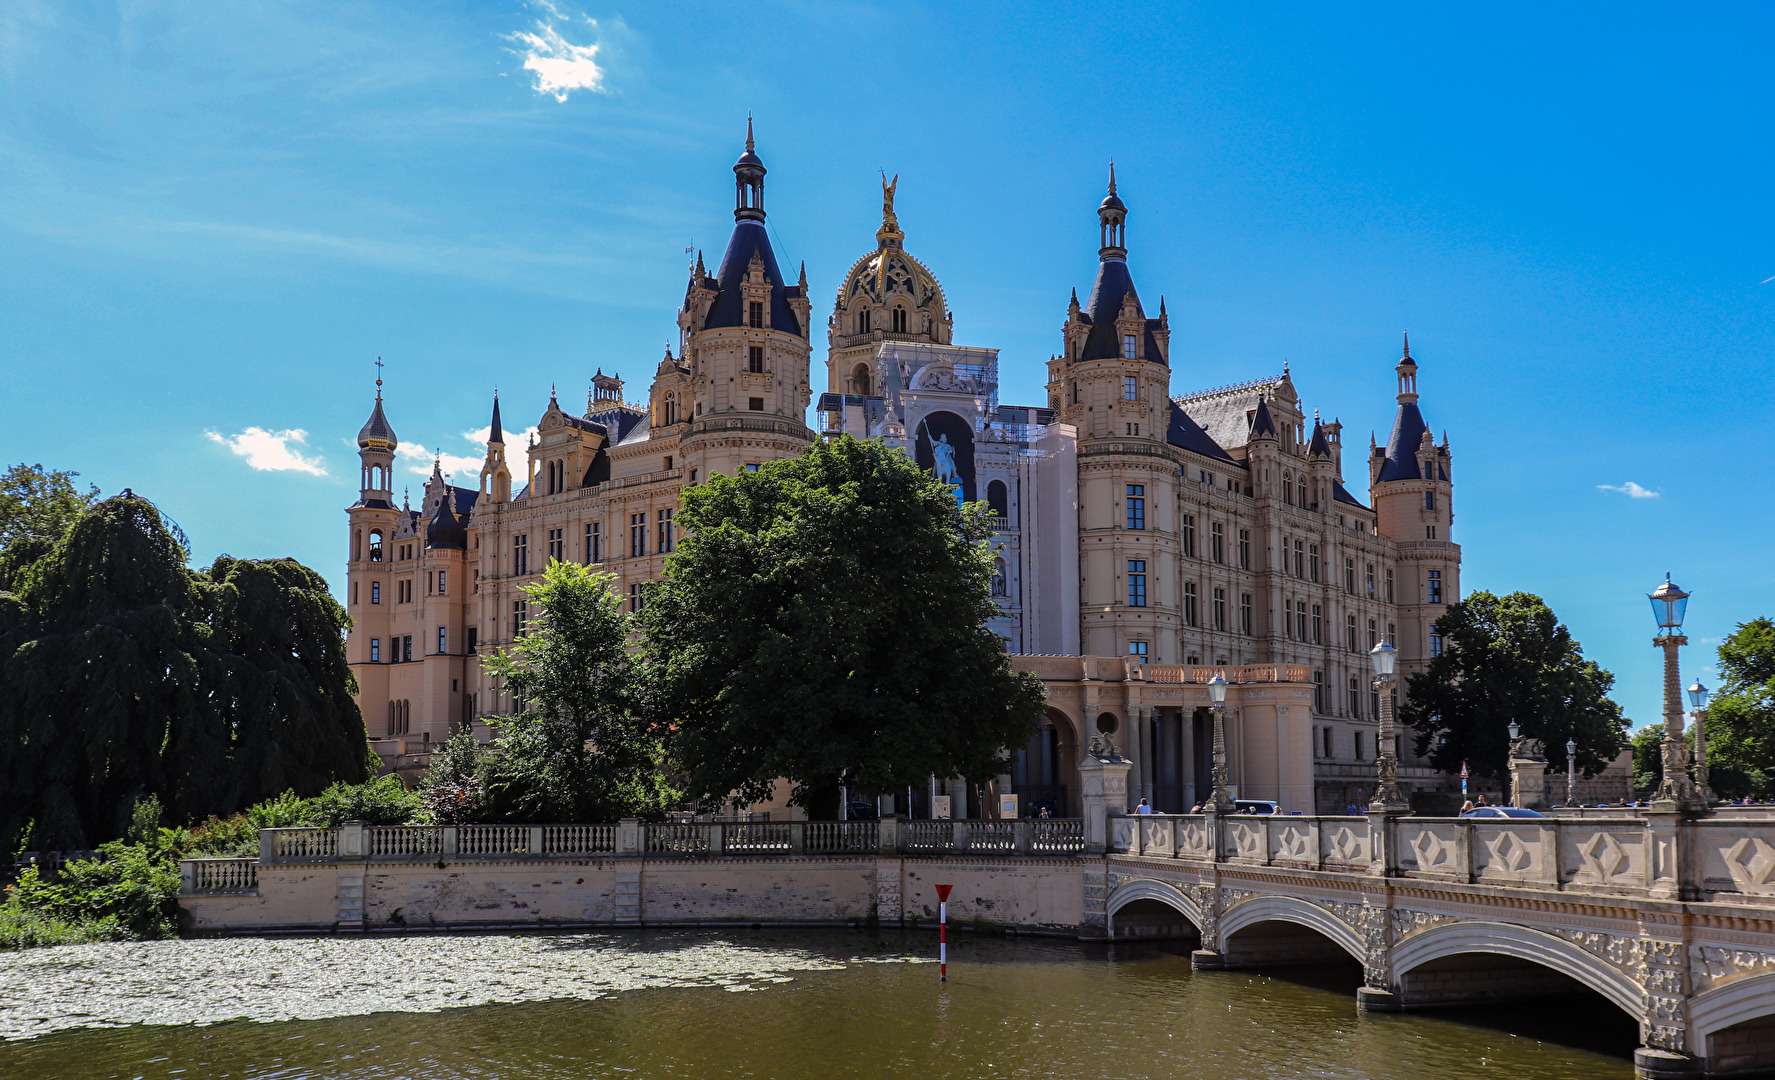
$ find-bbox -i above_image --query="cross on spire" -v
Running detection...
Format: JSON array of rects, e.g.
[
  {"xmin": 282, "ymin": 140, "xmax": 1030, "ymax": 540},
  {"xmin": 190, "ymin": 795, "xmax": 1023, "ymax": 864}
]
[{"xmin": 374, "ymin": 357, "xmax": 384, "ymax": 397}]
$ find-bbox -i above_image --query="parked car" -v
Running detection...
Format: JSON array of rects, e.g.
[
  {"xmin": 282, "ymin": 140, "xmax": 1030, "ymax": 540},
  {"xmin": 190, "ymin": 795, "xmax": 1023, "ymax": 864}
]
[
  {"xmin": 1233, "ymin": 800, "xmax": 1282, "ymax": 815},
  {"xmin": 845, "ymin": 800, "xmax": 880, "ymax": 821},
  {"xmin": 1460, "ymin": 806, "xmax": 1545, "ymax": 819}
]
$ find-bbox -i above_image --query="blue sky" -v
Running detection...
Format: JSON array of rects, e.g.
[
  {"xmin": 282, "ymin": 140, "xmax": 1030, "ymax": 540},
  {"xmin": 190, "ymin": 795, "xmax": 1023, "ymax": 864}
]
[{"xmin": 2, "ymin": 2, "xmax": 1770, "ymax": 729}]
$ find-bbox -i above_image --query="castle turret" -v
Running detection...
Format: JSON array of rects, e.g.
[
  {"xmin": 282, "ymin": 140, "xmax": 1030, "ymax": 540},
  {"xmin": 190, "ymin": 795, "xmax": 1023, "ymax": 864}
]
[{"xmin": 479, "ymin": 392, "xmax": 511, "ymax": 504}]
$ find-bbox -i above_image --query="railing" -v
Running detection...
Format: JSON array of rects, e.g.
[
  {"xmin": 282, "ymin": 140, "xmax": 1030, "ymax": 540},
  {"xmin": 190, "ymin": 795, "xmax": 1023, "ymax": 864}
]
[
  {"xmin": 1105, "ymin": 812, "xmax": 1775, "ymax": 905},
  {"xmin": 270, "ymin": 828, "xmax": 337, "ymax": 860},
  {"xmin": 182, "ymin": 858, "xmax": 259, "ymax": 894},
  {"xmin": 545, "ymin": 825, "xmax": 615, "ymax": 854},
  {"xmin": 371, "ymin": 826, "xmax": 442, "ymax": 857},
  {"xmin": 1145, "ymin": 663, "xmax": 1312, "ymax": 684},
  {"xmin": 458, "ymin": 826, "xmax": 530, "ymax": 856},
  {"xmin": 807, "ymin": 821, "xmax": 877, "ymax": 854}
]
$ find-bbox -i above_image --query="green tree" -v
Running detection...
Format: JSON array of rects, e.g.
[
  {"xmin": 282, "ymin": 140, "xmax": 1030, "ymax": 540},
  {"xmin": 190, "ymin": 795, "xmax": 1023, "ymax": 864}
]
[
  {"xmin": 476, "ymin": 561, "xmax": 677, "ymax": 822},
  {"xmin": 0, "ymin": 463, "xmax": 100, "ymax": 589},
  {"xmin": 1402, "ymin": 590, "xmax": 1629, "ymax": 782},
  {"xmin": 1702, "ymin": 617, "xmax": 1775, "ymax": 797},
  {"xmin": 640, "ymin": 435, "xmax": 1047, "ymax": 813},
  {"xmin": 0, "ymin": 492, "xmax": 369, "ymax": 851},
  {"xmin": 1631, "ymin": 723, "xmax": 1664, "ymax": 795}
]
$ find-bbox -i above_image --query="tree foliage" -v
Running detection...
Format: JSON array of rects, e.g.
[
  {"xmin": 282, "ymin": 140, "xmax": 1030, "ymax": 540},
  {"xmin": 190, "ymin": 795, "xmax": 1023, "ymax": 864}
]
[
  {"xmin": 640, "ymin": 436, "xmax": 1047, "ymax": 811},
  {"xmin": 1402, "ymin": 590, "xmax": 1628, "ymax": 781},
  {"xmin": 0, "ymin": 463, "xmax": 100, "ymax": 590},
  {"xmin": 1702, "ymin": 617, "xmax": 1775, "ymax": 797},
  {"xmin": 474, "ymin": 561, "xmax": 678, "ymax": 823},
  {"xmin": 0, "ymin": 492, "xmax": 370, "ymax": 851}
]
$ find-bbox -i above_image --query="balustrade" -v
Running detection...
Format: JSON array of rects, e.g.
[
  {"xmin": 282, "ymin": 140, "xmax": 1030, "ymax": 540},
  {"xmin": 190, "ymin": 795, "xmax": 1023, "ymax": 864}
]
[{"xmin": 182, "ymin": 857, "xmax": 259, "ymax": 894}]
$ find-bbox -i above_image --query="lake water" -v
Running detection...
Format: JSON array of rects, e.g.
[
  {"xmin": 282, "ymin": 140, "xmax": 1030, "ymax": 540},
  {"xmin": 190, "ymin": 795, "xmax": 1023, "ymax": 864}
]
[{"xmin": 0, "ymin": 930, "xmax": 1639, "ymax": 1079}]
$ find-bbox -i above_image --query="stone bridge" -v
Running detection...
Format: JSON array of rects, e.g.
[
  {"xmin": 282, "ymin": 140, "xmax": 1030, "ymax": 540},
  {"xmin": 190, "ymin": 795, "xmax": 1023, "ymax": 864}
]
[
  {"xmin": 1102, "ymin": 810, "xmax": 1775, "ymax": 1078},
  {"xmin": 179, "ymin": 807, "xmax": 1775, "ymax": 1077}
]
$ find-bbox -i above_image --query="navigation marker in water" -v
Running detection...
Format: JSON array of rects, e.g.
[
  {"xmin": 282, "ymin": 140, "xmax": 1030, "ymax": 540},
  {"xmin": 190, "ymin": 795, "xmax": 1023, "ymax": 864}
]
[{"xmin": 934, "ymin": 883, "xmax": 953, "ymax": 981}]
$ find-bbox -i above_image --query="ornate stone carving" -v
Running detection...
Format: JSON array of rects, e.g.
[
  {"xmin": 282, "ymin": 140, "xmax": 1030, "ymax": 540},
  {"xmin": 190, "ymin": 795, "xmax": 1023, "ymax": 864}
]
[
  {"xmin": 1550, "ymin": 928, "xmax": 1639, "ymax": 976},
  {"xmin": 1315, "ymin": 898, "xmax": 1390, "ymax": 988},
  {"xmin": 1722, "ymin": 837, "xmax": 1775, "ymax": 893},
  {"xmin": 1275, "ymin": 825, "xmax": 1314, "ymax": 863},
  {"xmin": 1577, "ymin": 831, "xmax": 1635, "ymax": 881},
  {"xmin": 1327, "ymin": 826, "xmax": 1369, "ymax": 864},
  {"xmin": 1188, "ymin": 883, "xmax": 1219, "ymax": 949},
  {"xmin": 1410, "ymin": 828, "xmax": 1459, "ymax": 872},
  {"xmin": 1231, "ymin": 823, "xmax": 1263, "ymax": 860},
  {"xmin": 1696, "ymin": 945, "xmax": 1775, "ymax": 986},
  {"xmin": 1390, "ymin": 908, "xmax": 1455, "ymax": 939},
  {"xmin": 1179, "ymin": 819, "xmax": 1209, "ymax": 856},
  {"xmin": 1483, "ymin": 830, "xmax": 1535, "ymax": 874}
]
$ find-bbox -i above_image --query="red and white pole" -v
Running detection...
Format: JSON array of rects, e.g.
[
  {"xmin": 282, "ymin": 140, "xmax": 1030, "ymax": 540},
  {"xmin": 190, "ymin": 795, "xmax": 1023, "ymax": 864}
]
[{"xmin": 934, "ymin": 883, "xmax": 953, "ymax": 982}]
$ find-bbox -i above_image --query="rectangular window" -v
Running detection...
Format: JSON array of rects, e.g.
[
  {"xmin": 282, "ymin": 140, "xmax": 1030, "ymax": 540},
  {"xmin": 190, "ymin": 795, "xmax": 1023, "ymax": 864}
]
[
  {"xmin": 1200, "ymin": 470, "xmax": 1213, "ymax": 486},
  {"xmin": 1125, "ymin": 484, "xmax": 1145, "ymax": 530},
  {"xmin": 1313, "ymin": 670, "xmax": 1325, "ymax": 714},
  {"xmin": 892, "ymin": 307, "xmax": 907, "ymax": 333},
  {"xmin": 1322, "ymin": 725, "xmax": 1334, "ymax": 758},
  {"xmin": 402, "ymin": 635, "xmax": 413, "ymax": 663},
  {"xmin": 548, "ymin": 528, "xmax": 564, "ymax": 563},
  {"xmin": 1183, "ymin": 581, "xmax": 1197, "ymax": 625},
  {"xmin": 370, "ymin": 638, "xmax": 380, "ymax": 663},
  {"xmin": 370, "ymin": 581, "xmax": 380, "ymax": 604},
  {"xmin": 1346, "ymin": 613, "xmax": 1358, "ymax": 653},
  {"xmin": 1430, "ymin": 633, "xmax": 1444, "ymax": 658},
  {"xmin": 1354, "ymin": 730, "xmax": 1365, "ymax": 759},
  {"xmin": 586, "ymin": 522, "xmax": 601, "ymax": 564},
  {"xmin": 1212, "ymin": 587, "xmax": 1226, "ymax": 631},
  {"xmin": 1345, "ymin": 557, "xmax": 1356, "ymax": 594},
  {"xmin": 1366, "ymin": 564, "xmax": 1376, "ymax": 597},
  {"xmin": 513, "ymin": 601, "xmax": 527, "ymax": 637},
  {"xmin": 1309, "ymin": 544, "xmax": 1320, "ymax": 583},
  {"xmin": 1211, "ymin": 522, "xmax": 1225, "ymax": 564},
  {"xmin": 748, "ymin": 345, "xmax": 764, "ymax": 373},
  {"xmin": 1181, "ymin": 514, "xmax": 1196, "ymax": 557},
  {"xmin": 1123, "ymin": 334, "xmax": 1136, "ymax": 359},
  {"xmin": 1425, "ymin": 491, "xmax": 1436, "ymax": 511},
  {"xmin": 1368, "ymin": 618, "xmax": 1378, "ymax": 650},
  {"xmin": 1239, "ymin": 593, "xmax": 1253, "ymax": 635},
  {"xmin": 513, "ymin": 534, "xmax": 529, "ymax": 576},
  {"xmin": 658, "ymin": 508, "xmax": 674, "ymax": 553},
  {"xmin": 438, "ymin": 570, "xmax": 447, "ymax": 596},
  {"xmin": 437, "ymin": 626, "xmax": 447, "ymax": 654},
  {"xmin": 1427, "ymin": 569, "xmax": 1443, "ymax": 603},
  {"xmin": 630, "ymin": 513, "xmax": 646, "ymax": 558},
  {"xmin": 1312, "ymin": 604, "xmax": 1323, "ymax": 645},
  {"xmin": 1293, "ymin": 539, "xmax": 1305, "ymax": 578},
  {"xmin": 1426, "ymin": 525, "xmax": 1438, "ymax": 540},
  {"xmin": 1237, "ymin": 529, "xmax": 1251, "ymax": 569},
  {"xmin": 467, "ymin": 627, "xmax": 478, "ymax": 653},
  {"xmin": 1123, "ymin": 375, "xmax": 1138, "ymax": 401},
  {"xmin": 1349, "ymin": 677, "xmax": 1361, "ymax": 719},
  {"xmin": 629, "ymin": 582, "xmax": 646, "ymax": 613},
  {"xmin": 1296, "ymin": 601, "xmax": 1308, "ymax": 641},
  {"xmin": 1128, "ymin": 641, "xmax": 1148, "ymax": 664},
  {"xmin": 748, "ymin": 300, "xmax": 763, "ymax": 328},
  {"xmin": 1129, "ymin": 561, "xmax": 1148, "ymax": 608},
  {"xmin": 351, "ymin": 582, "xmax": 358, "ymax": 605},
  {"xmin": 749, "ymin": 397, "xmax": 764, "ymax": 411},
  {"xmin": 1385, "ymin": 568, "xmax": 1395, "ymax": 604}
]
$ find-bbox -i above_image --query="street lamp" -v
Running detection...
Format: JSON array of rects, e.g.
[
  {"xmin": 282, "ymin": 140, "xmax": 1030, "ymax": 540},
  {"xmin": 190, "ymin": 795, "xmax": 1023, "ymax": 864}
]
[
  {"xmin": 1648, "ymin": 576, "xmax": 1703, "ymax": 812},
  {"xmin": 1368, "ymin": 640, "xmax": 1410, "ymax": 813},
  {"xmin": 1690, "ymin": 679, "xmax": 1715, "ymax": 805},
  {"xmin": 1566, "ymin": 736, "xmax": 1578, "ymax": 807},
  {"xmin": 1508, "ymin": 719, "xmax": 1521, "ymax": 742},
  {"xmin": 1204, "ymin": 672, "xmax": 1235, "ymax": 813}
]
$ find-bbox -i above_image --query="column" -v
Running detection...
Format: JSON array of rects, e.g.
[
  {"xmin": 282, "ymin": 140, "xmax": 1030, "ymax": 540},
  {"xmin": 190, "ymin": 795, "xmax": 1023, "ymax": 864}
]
[{"xmin": 1180, "ymin": 707, "xmax": 1198, "ymax": 809}]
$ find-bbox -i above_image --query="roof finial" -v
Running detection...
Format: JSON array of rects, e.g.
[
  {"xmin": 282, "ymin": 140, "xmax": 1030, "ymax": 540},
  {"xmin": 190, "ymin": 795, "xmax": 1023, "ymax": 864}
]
[
  {"xmin": 1107, "ymin": 160, "xmax": 1117, "ymax": 195},
  {"xmin": 745, "ymin": 114, "xmax": 754, "ymax": 153},
  {"xmin": 1402, "ymin": 331, "xmax": 1411, "ymax": 360},
  {"xmin": 374, "ymin": 357, "xmax": 384, "ymax": 397},
  {"xmin": 1283, "ymin": 359, "xmax": 1291, "ymax": 377}
]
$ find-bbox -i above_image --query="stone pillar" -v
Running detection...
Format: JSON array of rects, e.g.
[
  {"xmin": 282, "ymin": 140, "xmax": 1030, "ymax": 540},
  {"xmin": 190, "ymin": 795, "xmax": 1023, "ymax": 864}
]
[
  {"xmin": 1078, "ymin": 746, "xmax": 1132, "ymax": 854},
  {"xmin": 616, "ymin": 818, "xmax": 642, "ymax": 857},
  {"xmin": 1179, "ymin": 708, "xmax": 1198, "ymax": 810},
  {"xmin": 1508, "ymin": 739, "xmax": 1549, "ymax": 810}
]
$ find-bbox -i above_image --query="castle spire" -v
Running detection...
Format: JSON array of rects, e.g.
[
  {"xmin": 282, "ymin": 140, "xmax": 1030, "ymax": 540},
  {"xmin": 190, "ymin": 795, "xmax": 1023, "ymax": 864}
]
[
  {"xmin": 733, "ymin": 117, "xmax": 766, "ymax": 223},
  {"xmin": 489, "ymin": 390, "xmax": 503, "ymax": 444}
]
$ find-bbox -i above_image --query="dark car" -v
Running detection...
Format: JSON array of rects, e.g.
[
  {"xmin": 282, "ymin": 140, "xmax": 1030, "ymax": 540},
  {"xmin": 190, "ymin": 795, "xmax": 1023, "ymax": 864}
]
[{"xmin": 845, "ymin": 800, "xmax": 880, "ymax": 821}]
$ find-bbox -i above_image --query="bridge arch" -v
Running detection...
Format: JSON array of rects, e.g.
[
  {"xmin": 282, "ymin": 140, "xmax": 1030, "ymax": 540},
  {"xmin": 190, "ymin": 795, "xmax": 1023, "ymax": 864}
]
[
  {"xmin": 1691, "ymin": 970, "xmax": 1775, "ymax": 1054},
  {"xmin": 1217, "ymin": 895, "xmax": 1367, "ymax": 965},
  {"xmin": 1106, "ymin": 880, "xmax": 1204, "ymax": 930},
  {"xmin": 1390, "ymin": 920, "xmax": 1646, "ymax": 1021}
]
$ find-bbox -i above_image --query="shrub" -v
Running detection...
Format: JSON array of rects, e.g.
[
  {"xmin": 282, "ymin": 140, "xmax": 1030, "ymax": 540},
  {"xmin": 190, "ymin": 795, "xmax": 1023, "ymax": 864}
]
[{"xmin": 305, "ymin": 775, "xmax": 424, "ymax": 827}]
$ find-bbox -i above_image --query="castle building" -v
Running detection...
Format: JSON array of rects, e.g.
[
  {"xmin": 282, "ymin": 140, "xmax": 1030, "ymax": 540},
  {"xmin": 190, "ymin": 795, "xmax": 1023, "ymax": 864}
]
[{"xmin": 345, "ymin": 130, "xmax": 1463, "ymax": 815}]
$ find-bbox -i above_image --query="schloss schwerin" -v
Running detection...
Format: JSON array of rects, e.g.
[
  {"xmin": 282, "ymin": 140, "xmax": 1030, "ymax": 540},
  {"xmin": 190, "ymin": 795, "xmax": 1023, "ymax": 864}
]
[{"xmin": 346, "ymin": 127, "xmax": 1461, "ymax": 818}]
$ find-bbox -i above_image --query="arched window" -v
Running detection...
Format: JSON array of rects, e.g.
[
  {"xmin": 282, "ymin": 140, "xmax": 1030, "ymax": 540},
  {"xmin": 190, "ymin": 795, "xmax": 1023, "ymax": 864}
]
[
  {"xmin": 858, "ymin": 308, "xmax": 871, "ymax": 334},
  {"xmin": 987, "ymin": 480, "xmax": 1008, "ymax": 519},
  {"xmin": 992, "ymin": 557, "xmax": 1007, "ymax": 597},
  {"xmin": 353, "ymin": 530, "xmax": 362, "ymax": 561},
  {"xmin": 852, "ymin": 363, "xmax": 871, "ymax": 396},
  {"xmin": 369, "ymin": 530, "xmax": 384, "ymax": 562},
  {"xmin": 891, "ymin": 306, "xmax": 907, "ymax": 333},
  {"xmin": 1282, "ymin": 472, "xmax": 1294, "ymax": 505}
]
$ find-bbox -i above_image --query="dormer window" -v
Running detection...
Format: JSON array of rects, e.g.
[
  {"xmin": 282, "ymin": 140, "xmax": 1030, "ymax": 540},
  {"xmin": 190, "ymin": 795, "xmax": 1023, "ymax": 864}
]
[
  {"xmin": 748, "ymin": 301, "xmax": 763, "ymax": 328},
  {"xmin": 1123, "ymin": 334, "xmax": 1136, "ymax": 359},
  {"xmin": 748, "ymin": 346, "xmax": 764, "ymax": 373}
]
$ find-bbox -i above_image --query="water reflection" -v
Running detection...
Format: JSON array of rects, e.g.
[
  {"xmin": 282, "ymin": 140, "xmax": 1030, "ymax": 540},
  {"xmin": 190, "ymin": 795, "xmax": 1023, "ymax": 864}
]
[{"xmin": 0, "ymin": 930, "xmax": 1637, "ymax": 1080}]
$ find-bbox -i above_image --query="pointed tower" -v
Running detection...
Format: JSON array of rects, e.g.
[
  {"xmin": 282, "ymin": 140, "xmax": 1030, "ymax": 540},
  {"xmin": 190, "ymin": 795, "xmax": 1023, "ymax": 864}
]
[
  {"xmin": 348, "ymin": 371, "xmax": 403, "ymax": 732},
  {"xmin": 675, "ymin": 120, "xmax": 815, "ymax": 479},
  {"xmin": 1369, "ymin": 334, "xmax": 1459, "ymax": 678},
  {"xmin": 480, "ymin": 391, "xmax": 512, "ymax": 504}
]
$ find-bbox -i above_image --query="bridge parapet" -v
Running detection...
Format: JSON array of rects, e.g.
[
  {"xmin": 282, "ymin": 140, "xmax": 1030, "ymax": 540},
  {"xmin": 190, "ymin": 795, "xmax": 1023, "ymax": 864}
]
[{"xmin": 1109, "ymin": 813, "xmax": 1775, "ymax": 905}]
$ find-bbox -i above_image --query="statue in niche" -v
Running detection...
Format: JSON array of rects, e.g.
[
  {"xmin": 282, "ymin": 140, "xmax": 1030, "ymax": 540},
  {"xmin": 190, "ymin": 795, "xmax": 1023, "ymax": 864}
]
[{"xmin": 931, "ymin": 434, "xmax": 959, "ymax": 484}]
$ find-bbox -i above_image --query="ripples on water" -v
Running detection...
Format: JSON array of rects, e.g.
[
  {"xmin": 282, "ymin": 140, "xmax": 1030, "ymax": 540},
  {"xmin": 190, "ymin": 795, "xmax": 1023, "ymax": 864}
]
[{"xmin": 0, "ymin": 931, "xmax": 1637, "ymax": 1080}]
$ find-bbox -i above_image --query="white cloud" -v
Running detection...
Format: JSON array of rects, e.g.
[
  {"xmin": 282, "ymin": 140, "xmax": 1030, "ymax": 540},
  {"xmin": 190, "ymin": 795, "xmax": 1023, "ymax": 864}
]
[
  {"xmin": 509, "ymin": 2, "xmax": 604, "ymax": 102},
  {"xmin": 397, "ymin": 425, "xmax": 539, "ymax": 480},
  {"xmin": 1598, "ymin": 481, "xmax": 1660, "ymax": 499},
  {"xmin": 207, "ymin": 427, "xmax": 328, "ymax": 476}
]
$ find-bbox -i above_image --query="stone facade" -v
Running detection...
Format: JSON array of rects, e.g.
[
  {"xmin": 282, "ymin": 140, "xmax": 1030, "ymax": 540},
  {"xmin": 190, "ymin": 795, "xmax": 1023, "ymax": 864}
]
[{"xmin": 343, "ymin": 134, "xmax": 1463, "ymax": 816}]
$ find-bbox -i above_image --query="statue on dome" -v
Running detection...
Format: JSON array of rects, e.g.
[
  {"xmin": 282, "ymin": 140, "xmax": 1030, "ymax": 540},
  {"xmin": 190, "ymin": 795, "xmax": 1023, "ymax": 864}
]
[{"xmin": 881, "ymin": 172, "xmax": 899, "ymax": 231}]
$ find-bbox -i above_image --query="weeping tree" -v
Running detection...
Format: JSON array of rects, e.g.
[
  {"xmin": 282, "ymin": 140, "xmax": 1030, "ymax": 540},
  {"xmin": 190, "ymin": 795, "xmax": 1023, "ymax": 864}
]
[{"xmin": 0, "ymin": 491, "xmax": 369, "ymax": 851}]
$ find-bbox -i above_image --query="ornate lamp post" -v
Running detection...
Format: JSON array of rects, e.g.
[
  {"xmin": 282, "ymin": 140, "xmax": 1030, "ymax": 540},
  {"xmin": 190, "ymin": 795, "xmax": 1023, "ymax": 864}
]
[
  {"xmin": 1204, "ymin": 672, "xmax": 1236, "ymax": 813},
  {"xmin": 1566, "ymin": 737, "xmax": 1578, "ymax": 807},
  {"xmin": 1689, "ymin": 679, "xmax": 1715, "ymax": 805},
  {"xmin": 1649, "ymin": 576, "xmax": 1704, "ymax": 811},
  {"xmin": 1368, "ymin": 640, "xmax": 1410, "ymax": 813},
  {"xmin": 1507, "ymin": 719, "xmax": 1521, "ymax": 805}
]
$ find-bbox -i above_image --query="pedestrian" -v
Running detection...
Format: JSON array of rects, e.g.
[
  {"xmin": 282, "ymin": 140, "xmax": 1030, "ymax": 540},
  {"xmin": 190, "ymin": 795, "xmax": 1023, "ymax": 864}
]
[
  {"xmin": 1475, "ymin": 794, "xmax": 1489, "ymax": 807},
  {"xmin": 1460, "ymin": 800, "xmax": 1474, "ymax": 815},
  {"xmin": 1038, "ymin": 806, "xmax": 1051, "ymax": 819},
  {"xmin": 1135, "ymin": 798, "xmax": 1152, "ymax": 815},
  {"xmin": 1190, "ymin": 803, "xmax": 1203, "ymax": 814}
]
